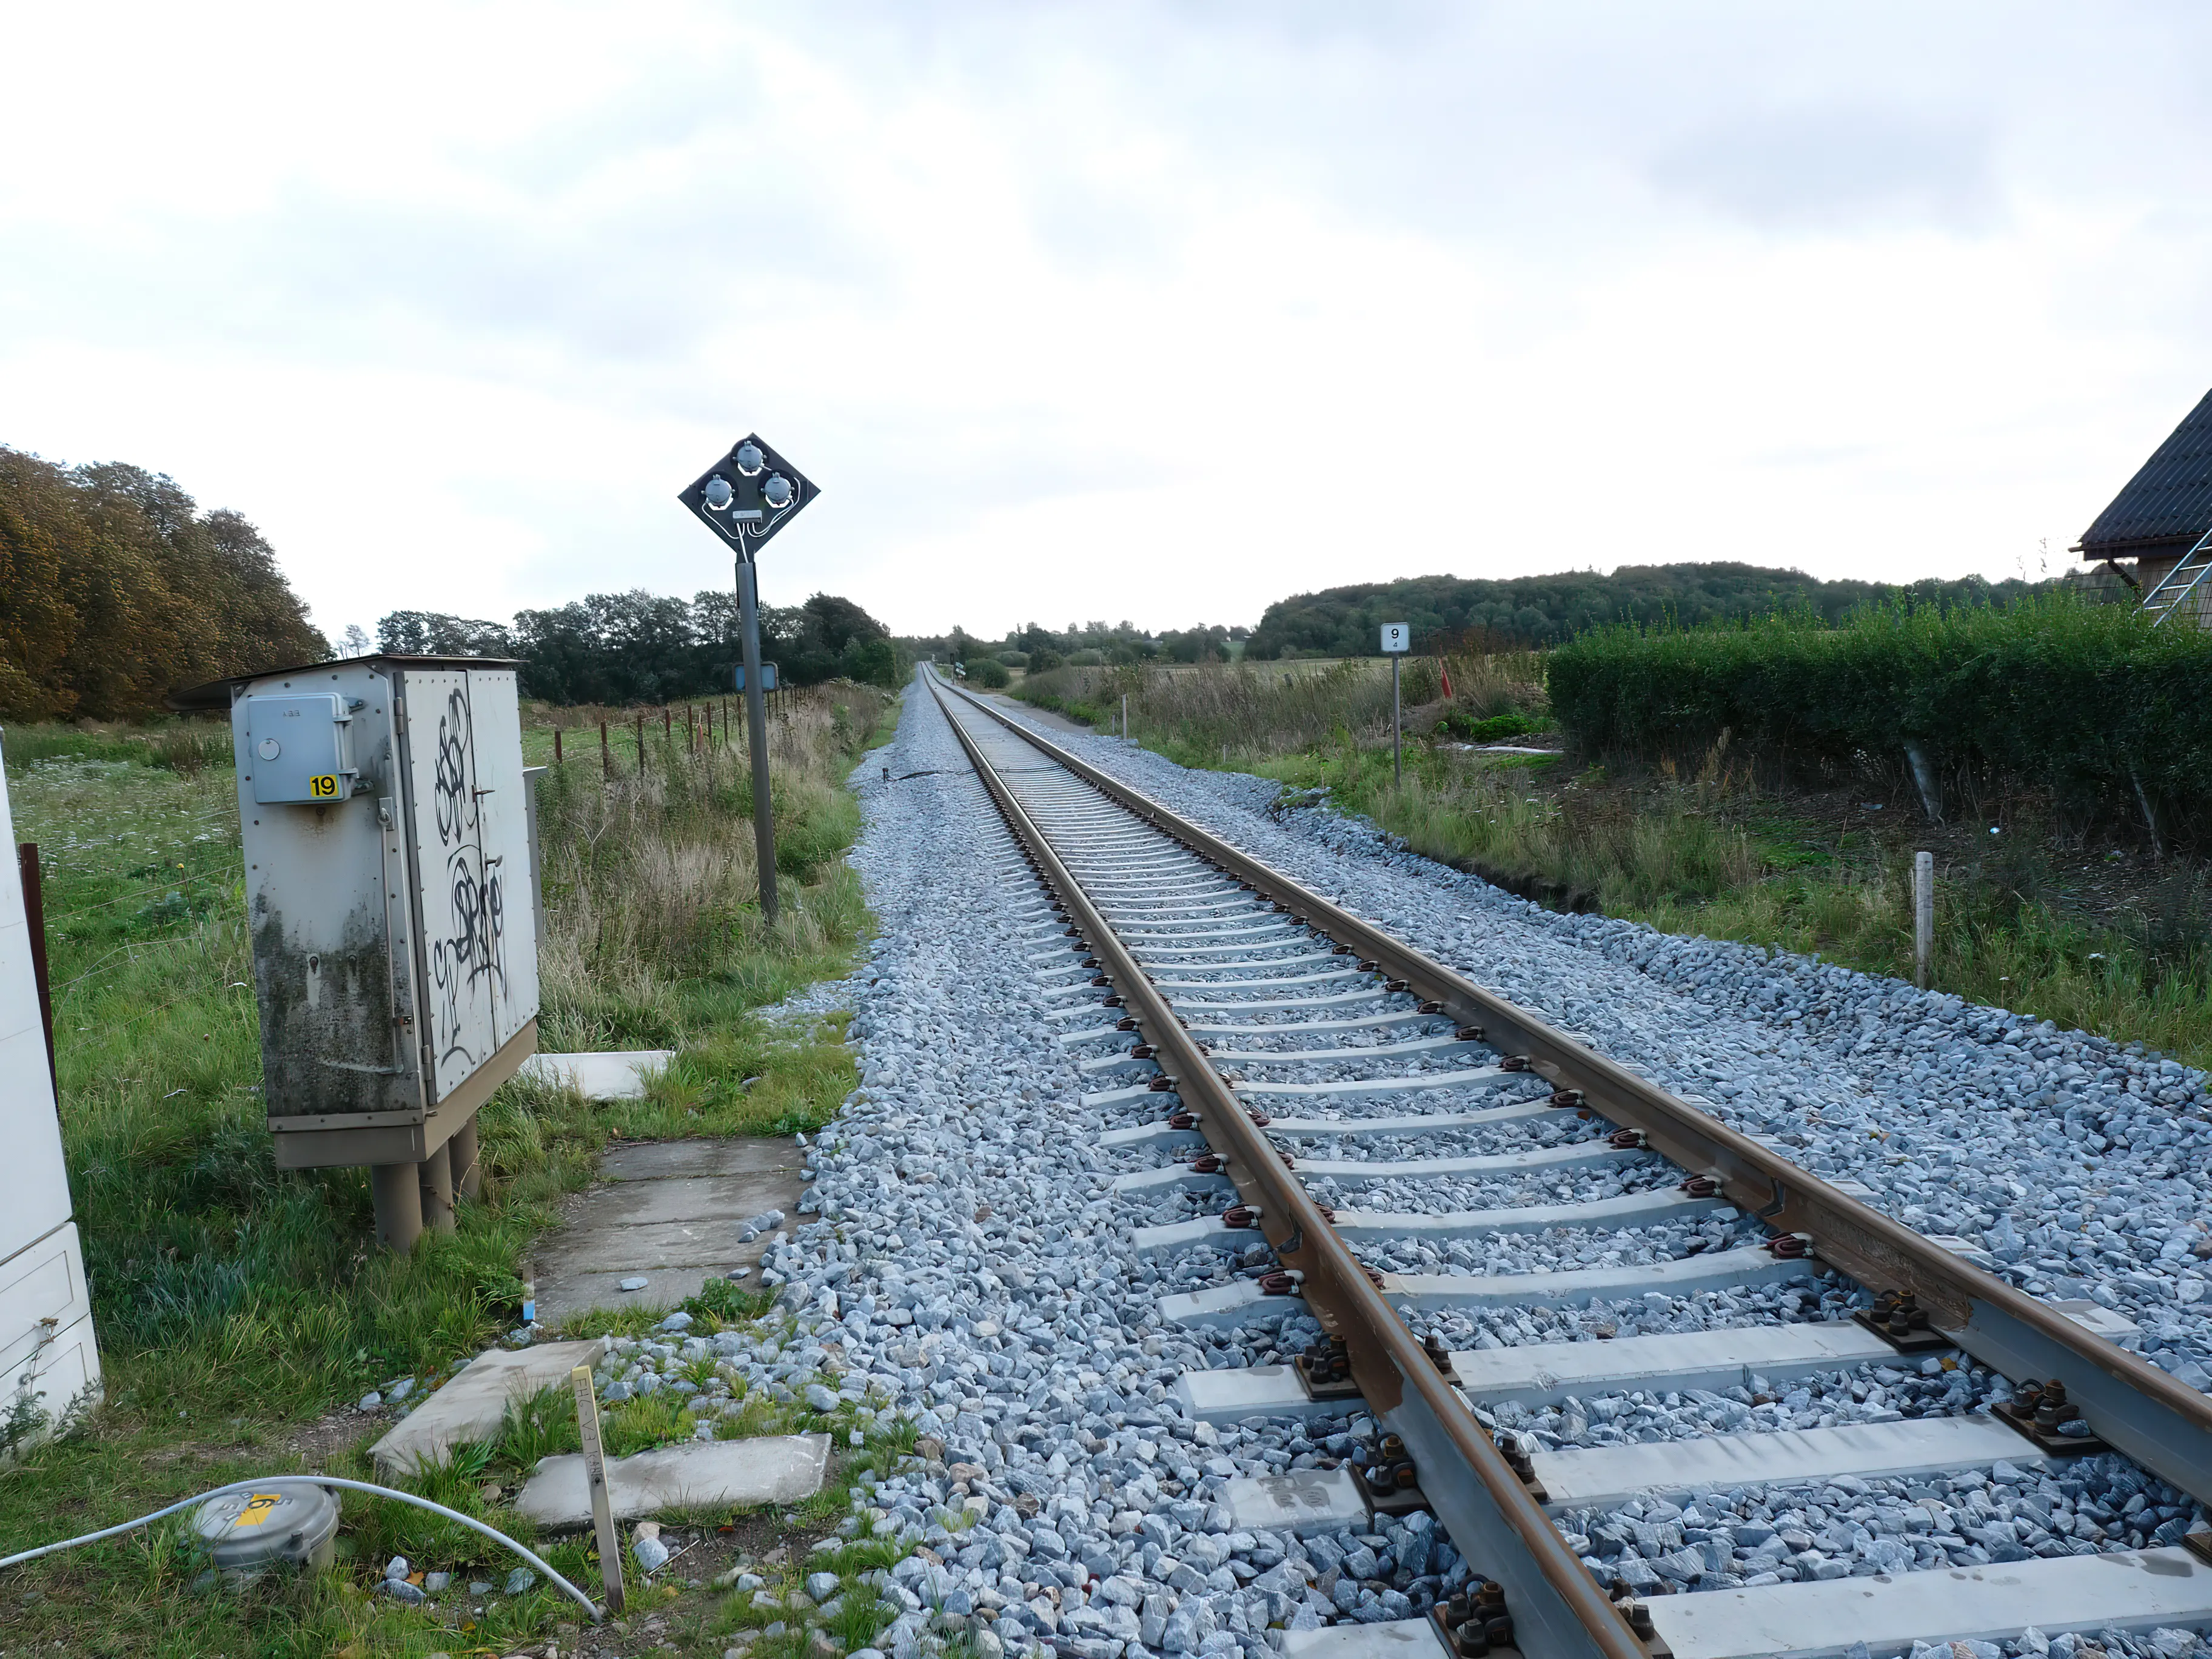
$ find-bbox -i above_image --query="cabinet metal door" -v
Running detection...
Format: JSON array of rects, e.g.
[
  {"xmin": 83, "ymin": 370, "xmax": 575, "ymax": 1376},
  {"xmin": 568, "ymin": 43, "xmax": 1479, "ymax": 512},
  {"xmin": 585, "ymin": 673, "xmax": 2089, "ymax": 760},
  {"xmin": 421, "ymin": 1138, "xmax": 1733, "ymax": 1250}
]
[
  {"xmin": 402, "ymin": 671, "xmax": 500, "ymax": 1099},
  {"xmin": 464, "ymin": 668, "xmax": 539, "ymax": 1045}
]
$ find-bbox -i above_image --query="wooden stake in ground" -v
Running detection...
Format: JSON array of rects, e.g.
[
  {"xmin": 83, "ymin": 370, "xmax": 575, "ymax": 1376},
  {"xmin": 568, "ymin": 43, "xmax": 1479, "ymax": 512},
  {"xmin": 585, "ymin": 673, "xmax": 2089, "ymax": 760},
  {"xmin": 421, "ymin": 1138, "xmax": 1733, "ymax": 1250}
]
[
  {"xmin": 571, "ymin": 1363, "xmax": 625, "ymax": 1615},
  {"xmin": 1914, "ymin": 850, "xmax": 1935, "ymax": 990}
]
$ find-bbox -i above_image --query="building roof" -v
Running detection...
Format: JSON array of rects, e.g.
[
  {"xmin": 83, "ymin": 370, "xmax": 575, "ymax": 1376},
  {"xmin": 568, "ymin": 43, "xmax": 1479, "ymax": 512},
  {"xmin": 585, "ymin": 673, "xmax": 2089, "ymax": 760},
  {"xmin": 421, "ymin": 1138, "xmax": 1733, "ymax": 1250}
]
[{"xmin": 2076, "ymin": 386, "xmax": 2212, "ymax": 559}]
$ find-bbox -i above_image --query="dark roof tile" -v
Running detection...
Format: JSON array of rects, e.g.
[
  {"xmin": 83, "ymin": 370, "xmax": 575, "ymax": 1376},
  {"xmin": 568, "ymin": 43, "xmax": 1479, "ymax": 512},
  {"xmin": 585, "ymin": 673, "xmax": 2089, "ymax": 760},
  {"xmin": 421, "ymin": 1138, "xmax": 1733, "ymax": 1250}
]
[{"xmin": 2077, "ymin": 386, "xmax": 2212, "ymax": 557}]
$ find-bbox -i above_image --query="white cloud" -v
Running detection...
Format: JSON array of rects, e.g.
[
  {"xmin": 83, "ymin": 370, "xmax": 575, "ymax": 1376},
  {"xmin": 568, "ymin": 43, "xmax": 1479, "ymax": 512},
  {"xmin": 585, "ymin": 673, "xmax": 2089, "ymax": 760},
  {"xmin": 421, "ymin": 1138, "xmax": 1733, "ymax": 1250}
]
[{"xmin": 4, "ymin": 0, "xmax": 2211, "ymax": 638}]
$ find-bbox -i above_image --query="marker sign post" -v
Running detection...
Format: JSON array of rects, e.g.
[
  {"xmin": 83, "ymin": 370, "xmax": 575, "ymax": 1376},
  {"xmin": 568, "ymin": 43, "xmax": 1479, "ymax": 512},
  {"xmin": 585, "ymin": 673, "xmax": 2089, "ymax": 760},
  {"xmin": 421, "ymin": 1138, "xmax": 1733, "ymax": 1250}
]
[
  {"xmin": 677, "ymin": 435, "xmax": 819, "ymax": 926},
  {"xmin": 1381, "ymin": 623, "xmax": 1410, "ymax": 786}
]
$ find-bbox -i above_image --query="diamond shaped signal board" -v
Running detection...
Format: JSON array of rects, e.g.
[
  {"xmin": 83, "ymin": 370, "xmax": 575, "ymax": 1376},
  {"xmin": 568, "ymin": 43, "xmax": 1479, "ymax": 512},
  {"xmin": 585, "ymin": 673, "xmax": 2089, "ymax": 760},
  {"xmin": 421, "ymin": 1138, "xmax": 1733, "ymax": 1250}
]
[{"xmin": 677, "ymin": 433, "xmax": 819, "ymax": 561}]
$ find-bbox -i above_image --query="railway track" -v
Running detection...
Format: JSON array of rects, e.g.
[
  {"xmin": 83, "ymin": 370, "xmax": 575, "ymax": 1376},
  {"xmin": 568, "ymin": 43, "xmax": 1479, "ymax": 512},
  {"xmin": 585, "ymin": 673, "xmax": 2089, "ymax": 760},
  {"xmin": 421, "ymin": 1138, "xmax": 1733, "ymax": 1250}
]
[{"xmin": 920, "ymin": 668, "xmax": 2212, "ymax": 1659}]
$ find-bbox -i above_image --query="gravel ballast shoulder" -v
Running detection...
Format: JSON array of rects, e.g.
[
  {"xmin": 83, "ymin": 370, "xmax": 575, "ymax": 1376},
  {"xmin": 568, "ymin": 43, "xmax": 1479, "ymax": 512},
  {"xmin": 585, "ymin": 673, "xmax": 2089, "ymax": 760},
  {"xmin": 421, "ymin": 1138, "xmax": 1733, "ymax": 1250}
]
[{"xmin": 670, "ymin": 683, "xmax": 2212, "ymax": 1659}]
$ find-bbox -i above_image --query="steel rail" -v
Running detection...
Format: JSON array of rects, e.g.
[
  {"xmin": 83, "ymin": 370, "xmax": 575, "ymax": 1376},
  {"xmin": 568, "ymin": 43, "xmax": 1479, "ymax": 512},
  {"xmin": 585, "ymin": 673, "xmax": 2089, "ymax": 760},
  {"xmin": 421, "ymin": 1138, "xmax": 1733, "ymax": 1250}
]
[
  {"xmin": 928, "ymin": 673, "xmax": 1646, "ymax": 1659},
  {"xmin": 935, "ymin": 672, "xmax": 2212, "ymax": 1514}
]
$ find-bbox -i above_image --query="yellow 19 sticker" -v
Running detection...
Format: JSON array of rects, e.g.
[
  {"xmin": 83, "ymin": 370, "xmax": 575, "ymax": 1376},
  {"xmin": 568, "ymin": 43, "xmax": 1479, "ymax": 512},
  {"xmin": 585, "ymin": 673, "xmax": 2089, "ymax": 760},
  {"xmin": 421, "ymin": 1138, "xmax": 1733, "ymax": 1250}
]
[
  {"xmin": 307, "ymin": 774, "xmax": 340, "ymax": 799},
  {"xmin": 234, "ymin": 1493, "xmax": 284, "ymax": 1527}
]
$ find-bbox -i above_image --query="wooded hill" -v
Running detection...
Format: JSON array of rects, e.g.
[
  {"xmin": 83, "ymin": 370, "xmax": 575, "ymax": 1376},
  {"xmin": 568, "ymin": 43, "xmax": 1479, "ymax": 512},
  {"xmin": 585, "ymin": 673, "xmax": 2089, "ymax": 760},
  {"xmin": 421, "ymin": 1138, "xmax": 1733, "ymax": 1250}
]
[
  {"xmin": 1245, "ymin": 563, "xmax": 2060, "ymax": 657},
  {"xmin": 0, "ymin": 448, "xmax": 327, "ymax": 720}
]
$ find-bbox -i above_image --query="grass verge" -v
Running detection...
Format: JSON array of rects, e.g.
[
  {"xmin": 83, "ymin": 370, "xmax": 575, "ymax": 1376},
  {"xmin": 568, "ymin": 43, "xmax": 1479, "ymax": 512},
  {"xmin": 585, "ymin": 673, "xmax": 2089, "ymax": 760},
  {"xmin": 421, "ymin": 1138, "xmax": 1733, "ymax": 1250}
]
[{"xmin": 0, "ymin": 682, "xmax": 896, "ymax": 1654}]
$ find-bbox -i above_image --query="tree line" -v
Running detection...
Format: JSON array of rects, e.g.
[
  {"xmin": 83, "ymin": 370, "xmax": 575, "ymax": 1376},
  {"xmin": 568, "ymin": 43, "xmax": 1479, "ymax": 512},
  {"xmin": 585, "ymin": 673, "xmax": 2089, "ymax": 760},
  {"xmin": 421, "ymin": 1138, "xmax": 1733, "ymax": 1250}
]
[
  {"xmin": 897, "ymin": 618, "xmax": 1253, "ymax": 676},
  {"xmin": 379, "ymin": 589, "xmax": 905, "ymax": 705},
  {"xmin": 0, "ymin": 447, "xmax": 329, "ymax": 720},
  {"xmin": 1245, "ymin": 563, "xmax": 2073, "ymax": 659}
]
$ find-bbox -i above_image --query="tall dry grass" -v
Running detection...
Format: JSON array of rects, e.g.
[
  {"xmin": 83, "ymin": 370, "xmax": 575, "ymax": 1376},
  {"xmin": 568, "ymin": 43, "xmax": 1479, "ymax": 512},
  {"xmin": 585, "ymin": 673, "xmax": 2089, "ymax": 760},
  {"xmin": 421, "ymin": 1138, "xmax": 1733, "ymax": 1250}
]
[
  {"xmin": 527, "ymin": 682, "xmax": 893, "ymax": 1048},
  {"xmin": 1017, "ymin": 651, "xmax": 1545, "ymax": 763}
]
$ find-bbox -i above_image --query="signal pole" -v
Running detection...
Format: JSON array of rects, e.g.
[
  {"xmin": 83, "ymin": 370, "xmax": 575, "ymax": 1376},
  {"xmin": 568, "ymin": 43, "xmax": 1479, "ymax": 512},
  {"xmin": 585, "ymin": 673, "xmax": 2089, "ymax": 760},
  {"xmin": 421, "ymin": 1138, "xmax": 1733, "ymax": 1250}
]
[
  {"xmin": 675, "ymin": 433, "xmax": 819, "ymax": 931},
  {"xmin": 737, "ymin": 557, "xmax": 778, "ymax": 925}
]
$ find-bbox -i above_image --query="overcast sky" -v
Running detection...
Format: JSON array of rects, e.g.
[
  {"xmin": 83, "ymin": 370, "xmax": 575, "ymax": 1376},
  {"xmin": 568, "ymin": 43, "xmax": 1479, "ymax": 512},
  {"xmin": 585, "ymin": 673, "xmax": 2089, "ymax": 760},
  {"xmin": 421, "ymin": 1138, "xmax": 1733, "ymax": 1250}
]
[{"xmin": 5, "ymin": 2, "xmax": 2210, "ymax": 641}]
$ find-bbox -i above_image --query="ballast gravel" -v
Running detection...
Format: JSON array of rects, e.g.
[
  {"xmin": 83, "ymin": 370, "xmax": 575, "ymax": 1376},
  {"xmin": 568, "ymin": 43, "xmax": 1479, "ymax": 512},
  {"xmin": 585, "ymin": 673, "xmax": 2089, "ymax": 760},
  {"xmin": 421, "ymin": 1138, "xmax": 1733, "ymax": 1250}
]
[
  {"xmin": 615, "ymin": 681, "xmax": 2212, "ymax": 1659},
  {"xmin": 979, "ymin": 700, "xmax": 2212, "ymax": 1390}
]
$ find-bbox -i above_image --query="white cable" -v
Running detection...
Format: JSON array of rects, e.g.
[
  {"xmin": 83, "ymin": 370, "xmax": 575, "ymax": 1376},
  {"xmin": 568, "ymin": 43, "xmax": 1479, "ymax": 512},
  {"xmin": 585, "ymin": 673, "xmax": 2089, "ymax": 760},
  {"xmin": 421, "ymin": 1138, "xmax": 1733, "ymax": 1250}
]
[{"xmin": 0, "ymin": 1475, "xmax": 603, "ymax": 1623}]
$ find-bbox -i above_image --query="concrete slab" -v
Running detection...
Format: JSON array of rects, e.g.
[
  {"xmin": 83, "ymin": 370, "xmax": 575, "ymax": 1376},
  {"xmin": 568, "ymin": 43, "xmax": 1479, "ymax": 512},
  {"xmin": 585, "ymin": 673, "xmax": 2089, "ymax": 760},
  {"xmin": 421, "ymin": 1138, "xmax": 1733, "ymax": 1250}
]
[
  {"xmin": 598, "ymin": 1139, "xmax": 797, "ymax": 1182},
  {"xmin": 1262, "ymin": 1102, "xmax": 1549, "ymax": 1141},
  {"xmin": 1114, "ymin": 1166, "xmax": 1232, "ymax": 1196},
  {"xmin": 519, "ymin": 1050, "xmax": 675, "ymax": 1101},
  {"xmin": 1292, "ymin": 1144, "xmax": 1645, "ymax": 1188},
  {"xmin": 1282, "ymin": 1621, "xmax": 1447, "ymax": 1659},
  {"xmin": 1160, "ymin": 1281, "xmax": 1295, "ymax": 1327},
  {"xmin": 1138, "ymin": 1188, "xmax": 1721, "ymax": 1256},
  {"xmin": 1450, "ymin": 1321, "xmax": 1909, "ymax": 1407},
  {"xmin": 1176, "ymin": 1365, "xmax": 1344, "ymax": 1424},
  {"xmin": 1646, "ymin": 1546, "xmax": 2212, "ymax": 1659},
  {"xmin": 533, "ymin": 1136, "xmax": 805, "ymax": 1326},
  {"xmin": 1234, "ymin": 1069, "xmax": 1509, "ymax": 1100},
  {"xmin": 517, "ymin": 1433, "xmax": 831, "ymax": 1527},
  {"xmin": 1531, "ymin": 1414, "xmax": 2045, "ymax": 1511},
  {"xmin": 1171, "ymin": 1322, "xmax": 1924, "ymax": 1421},
  {"xmin": 370, "ymin": 1339, "xmax": 609, "ymax": 1476},
  {"xmin": 1221, "ymin": 1466, "xmax": 1371, "ymax": 1535},
  {"xmin": 1338, "ymin": 1187, "xmax": 1721, "ymax": 1242},
  {"xmin": 1379, "ymin": 1244, "xmax": 1811, "ymax": 1310}
]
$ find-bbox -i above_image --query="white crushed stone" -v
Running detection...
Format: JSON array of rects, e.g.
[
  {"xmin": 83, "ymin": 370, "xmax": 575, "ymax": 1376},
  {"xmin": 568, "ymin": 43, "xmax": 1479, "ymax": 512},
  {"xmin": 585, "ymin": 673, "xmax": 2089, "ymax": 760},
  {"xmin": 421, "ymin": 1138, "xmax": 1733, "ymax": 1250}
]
[{"xmin": 672, "ymin": 680, "xmax": 2212, "ymax": 1659}]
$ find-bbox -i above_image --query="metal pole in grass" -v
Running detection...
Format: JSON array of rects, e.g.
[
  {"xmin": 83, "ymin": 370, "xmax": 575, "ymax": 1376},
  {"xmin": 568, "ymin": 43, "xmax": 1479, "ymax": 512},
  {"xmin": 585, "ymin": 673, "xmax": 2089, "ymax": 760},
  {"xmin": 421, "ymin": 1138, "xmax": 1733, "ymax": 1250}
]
[
  {"xmin": 1381, "ymin": 623, "xmax": 1409, "ymax": 788},
  {"xmin": 571, "ymin": 1364, "xmax": 625, "ymax": 1615},
  {"xmin": 635, "ymin": 711, "xmax": 645, "ymax": 777},
  {"xmin": 1914, "ymin": 851, "xmax": 1935, "ymax": 990},
  {"xmin": 554, "ymin": 726, "xmax": 563, "ymax": 766},
  {"xmin": 600, "ymin": 719, "xmax": 611, "ymax": 781},
  {"xmin": 737, "ymin": 558, "xmax": 780, "ymax": 926}
]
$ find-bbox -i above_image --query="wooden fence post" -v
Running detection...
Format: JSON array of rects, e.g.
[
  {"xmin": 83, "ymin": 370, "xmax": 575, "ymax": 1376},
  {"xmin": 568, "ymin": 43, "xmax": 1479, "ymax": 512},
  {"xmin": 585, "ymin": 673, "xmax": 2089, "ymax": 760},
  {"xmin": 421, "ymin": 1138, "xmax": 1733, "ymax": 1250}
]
[{"xmin": 571, "ymin": 1364, "xmax": 625, "ymax": 1614}]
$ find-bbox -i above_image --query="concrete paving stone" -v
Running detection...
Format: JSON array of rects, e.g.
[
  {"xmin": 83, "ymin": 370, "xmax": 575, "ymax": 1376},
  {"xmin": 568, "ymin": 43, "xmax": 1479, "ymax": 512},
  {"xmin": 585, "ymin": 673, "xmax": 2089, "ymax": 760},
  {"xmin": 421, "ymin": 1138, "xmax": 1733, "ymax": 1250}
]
[
  {"xmin": 370, "ymin": 1338, "xmax": 609, "ymax": 1476},
  {"xmin": 516, "ymin": 1433, "xmax": 831, "ymax": 1527},
  {"xmin": 1646, "ymin": 1545, "xmax": 2212, "ymax": 1659},
  {"xmin": 1281, "ymin": 1618, "xmax": 1446, "ymax": 1659},
  {"xmin": 1530, "ymin": 1413, "xmax": 2046, "ymax": 1511},
  {"xmin": 532, "ymin": 1139, "xmax": 805, "ymax": 1325},
  {"xmin": 1220, "ymin": 1466, "xmax": 1370, "ymax": 1535},
  {"xmin": 518, "ymin": 1050, "xmax": 677, "ymax": 1101}
]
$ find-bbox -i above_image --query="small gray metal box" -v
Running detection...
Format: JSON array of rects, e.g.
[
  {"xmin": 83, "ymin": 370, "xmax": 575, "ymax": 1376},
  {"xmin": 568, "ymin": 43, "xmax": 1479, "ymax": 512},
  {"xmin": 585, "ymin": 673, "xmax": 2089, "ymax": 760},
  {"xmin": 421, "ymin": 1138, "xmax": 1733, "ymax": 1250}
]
[{"xmin": 244, "ymin": 693, "xmax": 356, "ymax": 805}]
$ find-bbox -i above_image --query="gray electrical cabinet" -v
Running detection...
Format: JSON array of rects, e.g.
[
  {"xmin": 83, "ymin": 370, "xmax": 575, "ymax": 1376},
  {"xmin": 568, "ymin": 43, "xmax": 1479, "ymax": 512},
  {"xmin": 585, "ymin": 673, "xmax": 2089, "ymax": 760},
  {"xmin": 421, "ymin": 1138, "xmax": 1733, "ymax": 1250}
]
[{"xmin": 188, "ymin": 654, "xmax": 541, "ymax": 1248}]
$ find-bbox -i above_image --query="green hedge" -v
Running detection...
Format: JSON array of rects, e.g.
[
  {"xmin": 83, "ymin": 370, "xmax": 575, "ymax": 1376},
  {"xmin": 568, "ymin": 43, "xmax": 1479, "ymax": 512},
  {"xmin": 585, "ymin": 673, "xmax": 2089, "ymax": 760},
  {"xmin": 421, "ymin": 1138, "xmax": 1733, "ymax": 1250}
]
[{"xmin": 1546, "ymin": 597, "xmax": 2212, "ymax": 840}]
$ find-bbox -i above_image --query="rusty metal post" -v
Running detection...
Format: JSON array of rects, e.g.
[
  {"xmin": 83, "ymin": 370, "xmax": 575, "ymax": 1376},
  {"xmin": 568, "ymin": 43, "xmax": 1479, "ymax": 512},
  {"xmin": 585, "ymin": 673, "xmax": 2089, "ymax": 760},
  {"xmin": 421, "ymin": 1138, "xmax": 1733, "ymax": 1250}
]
[
  {"xmin": 15, "ymin": 843, "xmax": 56, "ymax": 1101},
  {"xmin": 634, "ymin": 711, "xmax": 645, "ymax": 776},
  {"xmin": 554, "ymin": 726, "xmax": 563, "ymax": 765},
  {"xmin": 600, "ymin": 720, "xmax": 610, "ymax": 780}
]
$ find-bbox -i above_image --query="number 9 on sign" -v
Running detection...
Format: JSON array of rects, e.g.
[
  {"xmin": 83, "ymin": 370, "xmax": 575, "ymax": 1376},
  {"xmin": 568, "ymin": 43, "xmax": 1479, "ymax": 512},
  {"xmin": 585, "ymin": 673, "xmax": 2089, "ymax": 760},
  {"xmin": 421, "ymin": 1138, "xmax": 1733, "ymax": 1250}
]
[
  {"xmin": 1380, "ymin": 623, "xmax": 1410, "ymax": 654},
  {"xmin": 308, "ymin": 774, "xmax": 340, "ymax": 799}
]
